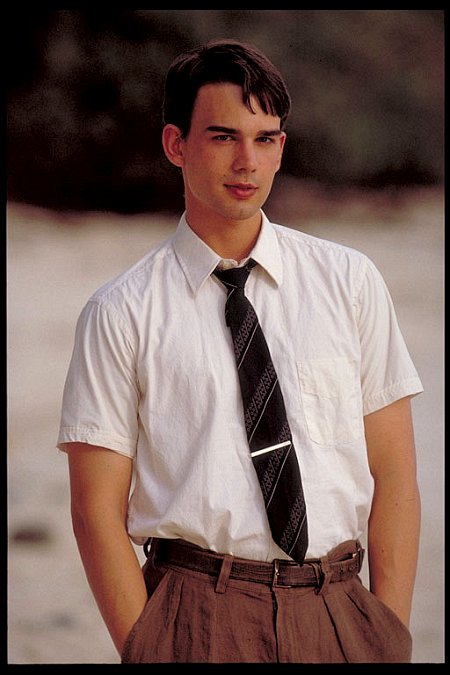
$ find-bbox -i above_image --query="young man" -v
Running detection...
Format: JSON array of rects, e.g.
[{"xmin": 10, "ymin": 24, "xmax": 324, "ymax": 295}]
[{"xmin": 58, "ymin": 39, "xmax": 423, "ymax": 663}]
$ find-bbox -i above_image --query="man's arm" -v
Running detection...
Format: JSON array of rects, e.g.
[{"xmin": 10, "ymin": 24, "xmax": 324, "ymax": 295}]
[
  {"xmin": 66, "ymin": 442, "xmax": 148, "ymax": 656},
  {"xmin": 364, "ymin": 396, "xmax": 421, "ymax": 628}
]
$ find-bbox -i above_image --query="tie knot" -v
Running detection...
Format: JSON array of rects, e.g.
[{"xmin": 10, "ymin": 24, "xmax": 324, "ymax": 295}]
[{"xmin": 214, "ymin": 259, "xmax": 257, "ymax": 289}]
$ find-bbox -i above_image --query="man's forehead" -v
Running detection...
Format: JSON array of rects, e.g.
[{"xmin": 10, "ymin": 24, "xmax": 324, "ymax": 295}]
[{"xmin": 192, "ymin": 82, "xmax": 281, "ymax": 125}]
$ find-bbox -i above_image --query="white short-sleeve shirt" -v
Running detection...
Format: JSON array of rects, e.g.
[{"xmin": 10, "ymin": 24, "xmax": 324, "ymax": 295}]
[{"xmin": 57, "ymin": 212, "xmax": 423, "ymax": 560}]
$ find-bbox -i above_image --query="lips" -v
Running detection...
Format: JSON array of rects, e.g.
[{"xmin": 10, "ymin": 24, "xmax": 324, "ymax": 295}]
[{"xmin": 224, "ymin": 183, "xmax": 258, "ymax": 199}]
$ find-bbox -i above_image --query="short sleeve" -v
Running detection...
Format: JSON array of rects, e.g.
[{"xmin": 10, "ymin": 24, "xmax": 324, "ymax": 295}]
[
  {"xmin": 57, "ymin": 299, "xmax": 139, "ymax": 457},
  {"xmin": 356, "ymin": 257, "xmax": 423, "ymax": 415}
]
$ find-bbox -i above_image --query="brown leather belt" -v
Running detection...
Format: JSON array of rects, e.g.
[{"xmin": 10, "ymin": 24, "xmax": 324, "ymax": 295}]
[{"xmin": 147, "ymin": 537, "xmax": 364, "ymax": 588}]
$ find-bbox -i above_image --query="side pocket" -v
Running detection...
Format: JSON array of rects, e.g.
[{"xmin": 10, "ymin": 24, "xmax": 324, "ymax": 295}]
[
  {"xmin": 120, "ymin": 566, "xmax": 170, "ymax": 663},
  {"xmin": 364, "ymin": 587, "xmax": 413, "ymax": 642},
  {"xmin": 323, "ymin": 578, "xmax": 412, "ymax": 663}
]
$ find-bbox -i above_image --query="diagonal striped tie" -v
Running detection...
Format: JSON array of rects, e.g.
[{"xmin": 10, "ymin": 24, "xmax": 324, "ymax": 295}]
[{"xmin": 214, "ymin": 259, "xmax": 308, "ymax": 563}]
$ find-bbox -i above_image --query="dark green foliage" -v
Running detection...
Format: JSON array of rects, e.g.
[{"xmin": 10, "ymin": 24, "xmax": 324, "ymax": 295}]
[{"xmin": 6, "ymin": 10, "xmax": 444, "ymax": 213}]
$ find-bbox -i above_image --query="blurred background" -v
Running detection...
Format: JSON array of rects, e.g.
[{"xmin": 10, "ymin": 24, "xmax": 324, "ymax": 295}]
[
  {"xmin": 7, "ymin": 9, "xmax": 444, "ymax": 212},
  {"xmin": 7, "ymin": 10, "xmax": 444, "ymax": 664}
]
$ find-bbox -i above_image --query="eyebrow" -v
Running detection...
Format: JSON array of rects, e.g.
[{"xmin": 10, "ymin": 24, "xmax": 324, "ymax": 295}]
[{"xmin": 206, "ymin": 125, "xmax": 282, "ymax": 137}]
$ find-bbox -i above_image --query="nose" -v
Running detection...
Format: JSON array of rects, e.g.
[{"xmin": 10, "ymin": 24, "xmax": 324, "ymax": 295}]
[{"xmin": 232, "ymin": 140, "xmax": 258, "ymax": 173}]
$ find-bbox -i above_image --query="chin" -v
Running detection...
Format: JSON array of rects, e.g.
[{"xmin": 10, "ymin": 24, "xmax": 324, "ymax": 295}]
[{"xmin": 221, "ymin": 201, "xmax": 263, "ymax": 223}]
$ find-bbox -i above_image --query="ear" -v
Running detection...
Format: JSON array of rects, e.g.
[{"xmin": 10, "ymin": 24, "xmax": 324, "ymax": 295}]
[
  {"xmin": 275, "ymin": 131, "xmax": 287, "ymax": 172},
  {"xmin": 162, "ymin": 124, "xmax": 184, "ymax": 168}
]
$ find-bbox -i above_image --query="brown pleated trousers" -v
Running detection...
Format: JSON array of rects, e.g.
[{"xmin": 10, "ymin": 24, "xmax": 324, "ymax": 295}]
[{"xmin": 121, "ymin": 543, "xmax": 412, "ymax": 664}]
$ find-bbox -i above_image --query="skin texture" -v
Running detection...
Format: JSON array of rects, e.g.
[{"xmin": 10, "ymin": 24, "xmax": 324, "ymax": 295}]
[
  {"xmin": 66, "ymin": 81, "xmax": 420, "ymax": 656},
  {"xmin": 364, "ymin": 396, "xmax": 420, "ymax": 627},
  {"xmin": 68, "ymin": 445, "xmax": 146, "ymax": 655},
  {"xmin": 162, "ymin": 83, "xmax": 286, "ymax": 260}
]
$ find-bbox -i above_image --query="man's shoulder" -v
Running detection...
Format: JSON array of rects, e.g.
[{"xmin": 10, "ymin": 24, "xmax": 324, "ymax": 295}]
[
  {"xmin": 271, "ymin": 220, "xmax": 368, "ymax": 265},
  {"xmin": 89, "ymin": 233, "xmax": 176, "ymax": 306}
]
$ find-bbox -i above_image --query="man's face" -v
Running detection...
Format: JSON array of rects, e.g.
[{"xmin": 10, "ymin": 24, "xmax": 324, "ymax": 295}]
[{"xmin": 176, "ymin": 82, "xmax": 286, "ymax": 226}]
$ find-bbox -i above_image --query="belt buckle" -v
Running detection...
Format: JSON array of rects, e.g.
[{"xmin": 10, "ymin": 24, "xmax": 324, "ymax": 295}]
[
  {"xmin": 272, "ymin": 559, "xmax": 280, "ymax": 587},
  {"xmin": 272, "ymin": 559, "xmax": 295, "ymax": 588}
]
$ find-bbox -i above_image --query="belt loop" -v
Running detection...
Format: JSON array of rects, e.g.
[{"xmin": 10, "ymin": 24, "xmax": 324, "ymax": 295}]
[
  {"xmin": 215, "ymin": 554, "xmax": 234, "ymax": 594},
  {"xmin": 355, "ymin": 539, "xmax": 364, "ymax": 570},
  {"xmin": 315, "ymin": 555, "xmax": 333, "ymax": 595}
]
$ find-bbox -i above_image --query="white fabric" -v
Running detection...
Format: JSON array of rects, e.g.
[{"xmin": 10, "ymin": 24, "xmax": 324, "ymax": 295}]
[{"xmin": 57, "ymin": 212, "xmax": 423, "ymax": 560}]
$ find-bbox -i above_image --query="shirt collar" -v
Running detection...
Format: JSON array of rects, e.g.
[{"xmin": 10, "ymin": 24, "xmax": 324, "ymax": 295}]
[{"xmin": 173, "ymin": 211, "xmax": 283, "ymax": 294}]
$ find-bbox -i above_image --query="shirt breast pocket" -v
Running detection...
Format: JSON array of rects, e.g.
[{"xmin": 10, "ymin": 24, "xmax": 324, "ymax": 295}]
[{"xmin": 296, "ymin": 357, "xmax": 361, "ymax": 445}]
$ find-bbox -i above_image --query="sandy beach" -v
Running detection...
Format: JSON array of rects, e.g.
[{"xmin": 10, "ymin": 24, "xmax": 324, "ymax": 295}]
[{"xmin": 7, "ymin": 187, "xmax": 444, "ymax": 664}]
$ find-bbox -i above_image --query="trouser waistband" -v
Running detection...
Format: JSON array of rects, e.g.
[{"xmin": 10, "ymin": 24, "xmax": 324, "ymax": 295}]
[{"xmin": 145, "ymin": 537, "xmax": 364, "ymax": 591}]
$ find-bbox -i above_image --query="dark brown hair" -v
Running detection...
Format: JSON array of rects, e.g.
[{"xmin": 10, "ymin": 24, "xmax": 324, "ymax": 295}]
[{"xmin": 163, "ymin": 39, "xmax": 291, "ymax": 137}]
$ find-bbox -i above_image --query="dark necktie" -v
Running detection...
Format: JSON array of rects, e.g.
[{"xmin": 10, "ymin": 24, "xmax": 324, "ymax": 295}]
[{"xmin": 214, "ymin": 259, "xmax": 308, "ymax": 563}]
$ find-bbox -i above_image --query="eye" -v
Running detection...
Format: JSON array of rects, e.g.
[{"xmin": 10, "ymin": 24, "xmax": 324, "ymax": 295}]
[
  {"xmin": 213, "ymin": 134, "xmax": 234, "ymax": 142},
  {"xmin": 257, "ymin": 136, "xmax": 275, "ymax": 144}
]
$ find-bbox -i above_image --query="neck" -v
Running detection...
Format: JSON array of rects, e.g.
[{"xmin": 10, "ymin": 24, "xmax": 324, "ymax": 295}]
[{"xmin": 185, "ymin": 209, "xmax": 262, "ymax": 261}]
